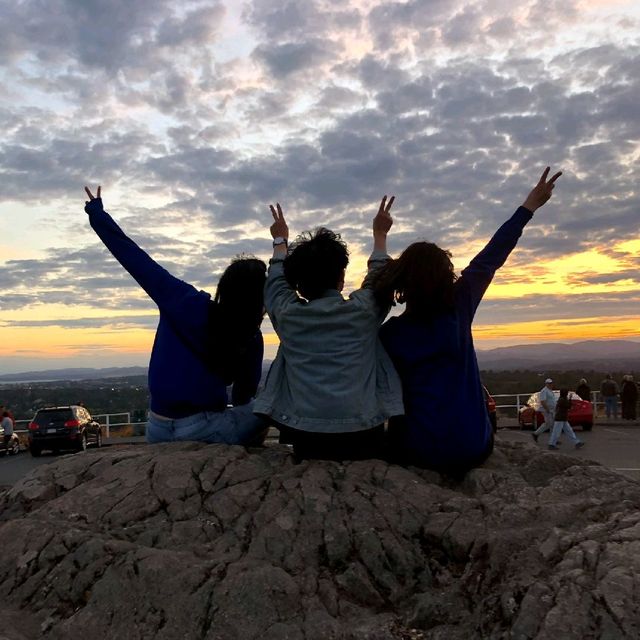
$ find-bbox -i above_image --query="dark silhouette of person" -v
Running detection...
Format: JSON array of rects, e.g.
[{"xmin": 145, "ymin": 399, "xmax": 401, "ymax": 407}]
[
  {"xmin": 374, "ymin": 167, "xmax": 562, "ymax": 475},
  {"xmin": 83, "ymin": 185, "xmax": 268, "ymax": 445},
  {"xmin": 575, "ymin": 378, "xmax": 591, "ymax": 402}
]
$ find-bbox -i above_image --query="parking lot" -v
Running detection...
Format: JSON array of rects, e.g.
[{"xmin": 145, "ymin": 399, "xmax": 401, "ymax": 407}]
[
  {"xmin": 1, "ymin": 422, "xmax": 638, "ymax": 489},
  {"xmin": 497, "ymin": 420, "xmax": 640, "ymax": 482}
]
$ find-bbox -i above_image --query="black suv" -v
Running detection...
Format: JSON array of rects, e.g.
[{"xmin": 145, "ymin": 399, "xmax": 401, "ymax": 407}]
[{"xmin": 28, "ymin": 406, "xmax": 103, "ymax": 457}]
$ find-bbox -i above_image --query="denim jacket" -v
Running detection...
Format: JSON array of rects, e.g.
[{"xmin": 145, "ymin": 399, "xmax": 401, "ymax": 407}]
[{"xmin": 254, "ymin": 250, "xmax": 404, "ymax": 432}]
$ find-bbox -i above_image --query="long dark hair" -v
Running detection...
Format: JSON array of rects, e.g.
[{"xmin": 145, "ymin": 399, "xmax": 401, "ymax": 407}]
[
  {"xmin": 208, "ymin": 256, "xmax": 267, "ymax": 382},
  {"xmin": 284, "ymin": 228, "xmax": 349, "ymax": 300},
  {"xmin": 374, "ymin": 242, "xmax": 457, "ymax": 321}
]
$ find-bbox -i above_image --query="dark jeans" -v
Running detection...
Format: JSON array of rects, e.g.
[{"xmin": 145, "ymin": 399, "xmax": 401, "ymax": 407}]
[
  {"xmin": 386, "ymin": 418, "xmax": 495, "ymax": 479},
  {"xmin": 277, "ymin": 424, "xmax": 385, "ymax": 461}
]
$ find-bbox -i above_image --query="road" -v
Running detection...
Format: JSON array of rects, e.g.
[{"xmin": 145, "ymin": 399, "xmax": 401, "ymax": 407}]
[
  {"xmin": 497, "ymin": 421, "xmax": 640, "ymax": 482},
  {"xmin": 1, "ymin": 425, "xmax": 638, "ymax": 488}
]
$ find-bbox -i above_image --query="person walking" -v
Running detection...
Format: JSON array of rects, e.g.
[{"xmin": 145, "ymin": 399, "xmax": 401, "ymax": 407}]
[
  {"xmin": 532, "ymin": 378, "xmax": 556, "ymax": 442},
  {"xmin": 600, "ymin": 374, "xmax": 619, "ymax": 420},
  {"xmin": 548, "ymin": 388, "xmax": 584, "ymax": 450},
  {"xmin": 621, "ymin": 375, "xmax": 638, "ymax": 420}
]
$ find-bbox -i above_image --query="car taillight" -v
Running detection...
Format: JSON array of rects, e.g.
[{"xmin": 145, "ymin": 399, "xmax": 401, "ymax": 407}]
[
  {"xmin": 28, "ymin": 422, "xmax": 39, "ymax": 430},
  {"xmin": 64, "ymin": 420, "xmax": 80, "ymax": 428}
]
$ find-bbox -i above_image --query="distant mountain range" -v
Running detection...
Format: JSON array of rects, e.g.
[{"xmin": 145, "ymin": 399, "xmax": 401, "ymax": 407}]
[
  {"xmin": 477, "ymin": 340, "xmax": 640, "ymax": 371},
  {"xmin": 0, "ymin": 367, "xmax": 148, "ymax": 383},
  {"xmin": 1, "ymin": 339, "xmax": 638, "ymax": 382}
]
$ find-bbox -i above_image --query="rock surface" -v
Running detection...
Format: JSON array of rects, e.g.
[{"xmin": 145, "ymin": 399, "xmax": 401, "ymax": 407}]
[{"xmin": 0, "ymin": 441, "xmax": 639, "ymax": 639}]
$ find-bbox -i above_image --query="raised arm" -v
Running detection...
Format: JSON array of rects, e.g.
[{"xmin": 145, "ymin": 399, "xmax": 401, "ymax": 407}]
[
  {"xmin": 362, "ymin": 195, "xmax": 395, "ymax": 288},
  {"xmin": 459, "ymin": 167, "xmax": 562, "ymax": 316},
  {"xmin": 264, "ymin": 202, "xmax": 296, "ymax": 327},
  {"xmin": 83, "ymin": 186, "xmax": 195, "ymax": 308}
]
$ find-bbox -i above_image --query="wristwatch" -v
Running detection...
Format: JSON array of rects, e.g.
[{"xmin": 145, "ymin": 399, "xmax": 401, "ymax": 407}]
[{"xmin": 272, "ymin": 237, "xmax": 288, "ymax": 248}]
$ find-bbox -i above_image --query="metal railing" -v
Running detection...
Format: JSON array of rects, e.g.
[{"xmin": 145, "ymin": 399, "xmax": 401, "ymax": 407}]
[
  {"xmin": 492, "ymin": 391, "xmax": 607, "ymax": 419},
  {"xmin": 8, "ymin": 391, "xmax": 634, "ymax": 438},
  {"xmin": 92, "ymin": 413, "xmax": 131, "ymax": 438}
]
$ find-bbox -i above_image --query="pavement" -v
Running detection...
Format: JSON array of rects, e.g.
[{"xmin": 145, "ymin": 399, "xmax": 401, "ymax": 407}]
[{"xmin": 497, "ymin": 418, "xmax": 640, "ymax": 482}]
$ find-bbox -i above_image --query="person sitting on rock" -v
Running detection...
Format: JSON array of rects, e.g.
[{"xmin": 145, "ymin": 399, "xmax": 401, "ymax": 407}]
[
  {"xmin": 83, "ymin": 186, "xmax": 268, "ymax": 446},
  {"xmin": 254, "ymin": 198, "xmax": 404, "ymax": 460},
  {"xmin": 373, "ymin": 167, "xmax": 562, "ymax": 475}
]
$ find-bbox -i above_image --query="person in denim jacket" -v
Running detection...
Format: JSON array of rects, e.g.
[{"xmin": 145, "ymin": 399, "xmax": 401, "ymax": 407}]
[{"xmin": 254, "ymin": 198, "xmax": 404, "ymax": 460}]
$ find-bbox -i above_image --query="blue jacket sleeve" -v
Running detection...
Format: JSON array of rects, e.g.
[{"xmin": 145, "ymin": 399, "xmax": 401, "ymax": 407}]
[
  {"xmin": 457, "ymin": 206, "xmax": 533, "ymax": 319},
  {"xmin": 231, "ymin": 332, "xmax": 264, "ymax": 406},
  {"xmin": 85, "ymin": 198, "xmax": 197, "ymax": 309}
]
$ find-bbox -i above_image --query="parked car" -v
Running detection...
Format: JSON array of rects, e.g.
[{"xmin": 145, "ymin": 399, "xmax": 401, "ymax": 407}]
[
  {"xmin": 28, "ymin": 405, "xmax": 103, "ymax": 457},
  {"xmin": 518, "ymin": 391, "xmax": 593, "ymax": 431},
  {"xmin": 483, "ymin": 385, "xmax": 498, "ymax": 432}
]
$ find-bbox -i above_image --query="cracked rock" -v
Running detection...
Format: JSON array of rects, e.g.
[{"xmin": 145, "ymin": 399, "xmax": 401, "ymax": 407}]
[{"xmin": 0, "ymin": 441, "xmax": 639, "ymax": 639}]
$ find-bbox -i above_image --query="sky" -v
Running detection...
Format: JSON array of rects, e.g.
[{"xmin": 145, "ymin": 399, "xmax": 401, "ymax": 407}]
[{"xmin": 0, "ymin": 0, "xmax": 638, "ymax": 374}]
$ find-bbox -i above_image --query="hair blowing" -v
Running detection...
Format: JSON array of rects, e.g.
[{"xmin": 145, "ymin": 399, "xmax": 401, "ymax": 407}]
[
  {"xmin": 374, "ymin": 242, "xmax": 457, "ymax": 320},
  {"xmin": 284, "ymin": 228, "xmax": 349, "ymax": 300}
]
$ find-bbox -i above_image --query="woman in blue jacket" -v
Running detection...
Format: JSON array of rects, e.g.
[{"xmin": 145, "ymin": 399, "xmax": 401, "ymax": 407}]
[
  {"xmin": 374, "ymin": 168, "xmax": 562, "ymax": 475},
  {"xmin": 84, "ymin": 186, "xmax": 268, "ymax": 445}
]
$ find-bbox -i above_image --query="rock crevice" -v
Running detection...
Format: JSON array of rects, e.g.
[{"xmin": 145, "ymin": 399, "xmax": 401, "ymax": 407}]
[{"xmin": 0, "ymin": 441, "xmax": 639, "ymax": 639}]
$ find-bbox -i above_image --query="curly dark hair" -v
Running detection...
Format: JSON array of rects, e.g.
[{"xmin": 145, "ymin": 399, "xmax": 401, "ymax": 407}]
[
  {"xmin": 284, "ymin": 228, "xmax": 349, "ymax": 300},
  {"xmin": 373, "ymin": 242, "xmax": 457, "ymax": 320}
]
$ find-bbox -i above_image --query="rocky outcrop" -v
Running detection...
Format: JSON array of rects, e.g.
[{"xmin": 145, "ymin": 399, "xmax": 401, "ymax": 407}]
[{"xmin": 0, "ymin": 441, "xmax": 639, "ymax": 639}]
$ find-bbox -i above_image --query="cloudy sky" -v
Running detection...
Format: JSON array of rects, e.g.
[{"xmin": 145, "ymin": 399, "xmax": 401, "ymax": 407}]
[{"xmin": 0, "ymin": 0, "xmax": 638, "ymax": 373}]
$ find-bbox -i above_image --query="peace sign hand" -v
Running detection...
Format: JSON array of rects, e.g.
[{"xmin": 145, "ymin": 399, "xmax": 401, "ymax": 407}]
[
  {"xmin": 84, "ymin": 185, "xmax": 102, "ymax": 202},
  {"xmin": 373, "ymin": 195, "xmax": 395, "ymax": 237},
  {"xmin": 269, "ymin": 202, "xmax": 289, "ymax": 240},
  {"xmin": 522, "ymin": 167, "xmax": 562, "ymax": 212},
  {"xmin": 84, "ymin": 185, "xmax": 104, "ymax": 214}
]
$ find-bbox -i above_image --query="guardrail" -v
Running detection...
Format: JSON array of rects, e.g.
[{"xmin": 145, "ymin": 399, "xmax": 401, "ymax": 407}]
[
  {"xmin": 492, "ymin": 391, "xmax": 609, "ymax": 419},
  {"xmin": 7, "ymin": 391, "xmax": 633, "ymax": 437}
]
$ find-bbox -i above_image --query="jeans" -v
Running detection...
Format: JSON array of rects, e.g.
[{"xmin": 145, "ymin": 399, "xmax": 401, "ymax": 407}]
[
  {"xmin": 549, "ymin": 420, "xmax": 581, "ymax": 447},
  {"xmin": 604, "ymin": 396, "xmax": 618, "ymax": 419},
  {"xmin": 533, "ymin": 410, "xmax": 555, "ymax": 436},
  {"xmin": 146, "ymin": 401, "xmax": 267, "ymax": 446}
]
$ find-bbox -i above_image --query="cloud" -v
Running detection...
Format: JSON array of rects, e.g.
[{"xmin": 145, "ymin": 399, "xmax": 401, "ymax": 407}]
[
  {"xmin": 253, "ymin": 40, "xmax": 337, "ymax": 77},
  {"xmin": 0, "ymin": 315, "xmax": 158, "ymax": 330},
  {"xmin": 0, "ymin": 1, "xmax": 226, "ymax": 72},
  {"xmin": 1, "ymin": 0, "xmax": 639, "ymax": 360}
]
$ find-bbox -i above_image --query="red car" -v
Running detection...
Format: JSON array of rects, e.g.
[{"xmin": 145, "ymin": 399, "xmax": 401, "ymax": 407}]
[{"xmin": 518, "ymin": 391, "xmax": 593, "ymax": 431}]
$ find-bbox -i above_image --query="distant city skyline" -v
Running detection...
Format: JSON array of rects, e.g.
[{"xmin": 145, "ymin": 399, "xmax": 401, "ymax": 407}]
[{"xmin": 0, "ymin": 0, "xmax": 638, "ymax": 374}]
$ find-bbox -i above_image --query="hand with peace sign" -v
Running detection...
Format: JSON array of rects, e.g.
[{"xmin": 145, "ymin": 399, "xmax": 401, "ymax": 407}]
[
  {"xmin": 522, "ymin": 167, "xmax": 562, "ymax": 212},
  {"xmin": 268, "ymin": 202, "xmax": 289, "ymax": 257},
  {"xmin": 373, "ymin": 195, "xmax": 395, "ymax": 252},
  {"xmin": 373, "ymin": 195, "xmax": 395, "ymax": 238},
  {"xmin": 269, "ymin": 202, "xmax": 289, "ymax": 240},
  {"xmin": 84, "ymin": 185, "xmax": 103, "ymax": 214}
]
